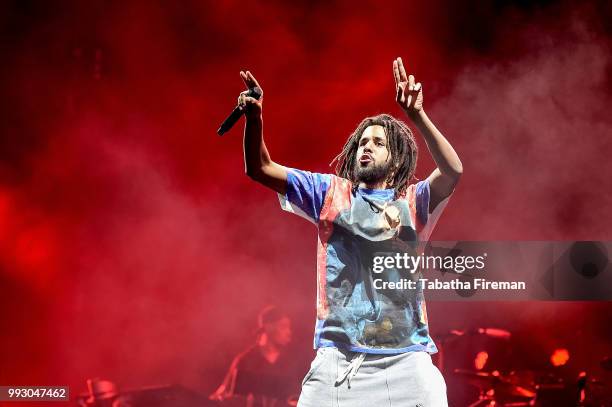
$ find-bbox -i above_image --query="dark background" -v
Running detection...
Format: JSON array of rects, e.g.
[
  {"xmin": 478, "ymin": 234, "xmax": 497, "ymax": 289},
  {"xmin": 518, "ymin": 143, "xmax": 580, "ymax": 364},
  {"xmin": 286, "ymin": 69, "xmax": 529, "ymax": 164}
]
[{"xmin": 0, "ymin": 0, "xmax": 610, "ymax": 404}]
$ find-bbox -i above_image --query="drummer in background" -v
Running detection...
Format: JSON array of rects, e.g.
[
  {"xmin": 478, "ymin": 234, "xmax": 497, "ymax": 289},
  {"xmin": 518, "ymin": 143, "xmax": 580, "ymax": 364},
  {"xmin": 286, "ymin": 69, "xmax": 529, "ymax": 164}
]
[{"xmin": 209, "ymin": 305, "xmax": 301, "ymax": 406}]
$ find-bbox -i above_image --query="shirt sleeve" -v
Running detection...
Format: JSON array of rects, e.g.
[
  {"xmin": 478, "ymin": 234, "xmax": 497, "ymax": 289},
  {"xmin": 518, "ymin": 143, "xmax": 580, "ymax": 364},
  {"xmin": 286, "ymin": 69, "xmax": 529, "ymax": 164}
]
[
  {"xmin": 277, "ymin": 167, "xmax": 332, "ymax": 224},
  {"xmin": 415, "ymin": 180, "xmax": 430, "ymax": 226},
  {"xmin": 415, "ymin": 179, "xmax": 452, "ymax": 242}
]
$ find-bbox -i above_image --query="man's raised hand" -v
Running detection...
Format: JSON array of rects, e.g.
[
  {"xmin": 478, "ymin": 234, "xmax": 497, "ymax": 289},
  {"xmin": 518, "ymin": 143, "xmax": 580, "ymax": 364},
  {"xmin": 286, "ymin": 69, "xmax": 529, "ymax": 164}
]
[
  {"xmin": 393, "ymin": 57, "xmax": 423, "ymax": 118},
  {"xmin": 238, "ymin": 70, "xmax": 263, "ymax": 118}
]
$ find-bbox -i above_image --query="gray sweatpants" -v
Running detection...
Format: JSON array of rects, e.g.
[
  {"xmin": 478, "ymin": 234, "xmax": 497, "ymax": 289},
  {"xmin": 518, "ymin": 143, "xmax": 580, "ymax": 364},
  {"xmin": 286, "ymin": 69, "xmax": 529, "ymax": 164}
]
[{"xmin": 298, "ymin": 347, "xmax": 448, "ymax": 407}]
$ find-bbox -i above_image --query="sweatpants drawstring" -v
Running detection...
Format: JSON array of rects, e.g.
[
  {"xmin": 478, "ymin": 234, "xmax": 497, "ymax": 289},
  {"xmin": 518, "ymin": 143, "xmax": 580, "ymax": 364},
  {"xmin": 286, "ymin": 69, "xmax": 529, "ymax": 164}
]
[{"xmin": 335, "ymin": 352, "xmax": 366, "ymax": 389}]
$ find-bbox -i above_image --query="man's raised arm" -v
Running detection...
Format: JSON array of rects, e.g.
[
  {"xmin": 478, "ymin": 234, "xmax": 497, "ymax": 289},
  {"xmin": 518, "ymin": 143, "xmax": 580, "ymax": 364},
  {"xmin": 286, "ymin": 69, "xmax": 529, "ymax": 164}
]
[
  {"xmin": 238, "ymin": 71, "xmax": 287, "ymax": 195},
  {"xmin": 393, "ymin": 58, "xmax": 463, "ymax": 213}
]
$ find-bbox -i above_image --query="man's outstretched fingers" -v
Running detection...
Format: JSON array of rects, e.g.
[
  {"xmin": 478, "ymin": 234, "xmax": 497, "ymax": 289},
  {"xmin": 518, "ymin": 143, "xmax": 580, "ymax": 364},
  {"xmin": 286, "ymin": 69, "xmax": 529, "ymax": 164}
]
[
  {"xmin": 397, "ymin": 57, "xmax": 408, "ymax": 81},
  {"xmin": 393, "ymin": 60, "xmax": 401, "ymax": 87},
  {"xmin": 240, "ymin": 71, "xmax": 249, "ymax": 87},
  {"xmin": 246, "ymin": 71, "xmax": 260, "ymax": 88}
]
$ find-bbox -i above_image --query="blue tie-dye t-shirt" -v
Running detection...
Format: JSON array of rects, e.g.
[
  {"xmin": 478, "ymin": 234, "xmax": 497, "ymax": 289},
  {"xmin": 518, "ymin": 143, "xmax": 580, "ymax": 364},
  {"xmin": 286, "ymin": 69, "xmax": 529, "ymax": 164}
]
[{"xmin": 278, "ymin": 167, "xmax": 451, "ymax": 354}]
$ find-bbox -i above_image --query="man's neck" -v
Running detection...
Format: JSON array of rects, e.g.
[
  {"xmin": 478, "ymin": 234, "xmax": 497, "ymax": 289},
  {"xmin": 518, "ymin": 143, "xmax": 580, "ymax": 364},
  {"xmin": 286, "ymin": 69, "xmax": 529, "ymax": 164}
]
[{"xmin": 358, "ymin": 180, "xmax": 391, "ymax": 190}]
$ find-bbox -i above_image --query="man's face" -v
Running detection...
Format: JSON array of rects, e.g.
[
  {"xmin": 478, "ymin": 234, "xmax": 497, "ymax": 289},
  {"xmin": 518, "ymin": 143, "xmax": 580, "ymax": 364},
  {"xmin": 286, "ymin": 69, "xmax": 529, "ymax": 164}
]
[
  {"xmin": 354, "ymin": 125, "xmax": 393, "ymax": 185},
  {"xmin": 266, "ymin": 316, "xmax": 292, "ymax": 346}
]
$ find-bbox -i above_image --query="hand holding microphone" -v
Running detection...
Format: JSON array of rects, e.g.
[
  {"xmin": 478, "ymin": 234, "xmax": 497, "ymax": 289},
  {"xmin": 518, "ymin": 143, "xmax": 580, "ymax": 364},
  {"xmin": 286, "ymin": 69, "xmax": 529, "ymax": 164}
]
[
  {"xmin": 238, "ymin": 70, "xmax": 263, "ymax": 116},
  {"xmin": 217, "ymin": 70, "xmax": 263, "ymax": 136}
]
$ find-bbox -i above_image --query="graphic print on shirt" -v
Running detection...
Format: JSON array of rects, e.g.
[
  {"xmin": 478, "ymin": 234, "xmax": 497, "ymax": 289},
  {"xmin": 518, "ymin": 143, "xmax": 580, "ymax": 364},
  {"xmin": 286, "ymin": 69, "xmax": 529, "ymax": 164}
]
[{"xmin": 279, "ymin": 168, "xmax": 450, "ymax": 354}]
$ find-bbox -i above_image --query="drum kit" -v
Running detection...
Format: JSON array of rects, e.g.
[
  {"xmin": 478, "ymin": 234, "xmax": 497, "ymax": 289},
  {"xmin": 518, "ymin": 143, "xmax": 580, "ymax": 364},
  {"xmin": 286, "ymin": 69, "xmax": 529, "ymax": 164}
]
[
  {"xmin": 436, "ymin": 329, "xmax": 611, "ymax": 406},
  {"xmin": 77, "ymin": 336, "xmax": 610, "ymax": 407}
]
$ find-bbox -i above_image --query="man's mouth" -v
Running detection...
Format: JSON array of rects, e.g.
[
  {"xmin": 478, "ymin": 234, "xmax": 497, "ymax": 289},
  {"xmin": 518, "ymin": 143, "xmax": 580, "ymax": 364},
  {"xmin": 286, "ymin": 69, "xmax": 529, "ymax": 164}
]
[{"xmin": 359, "ymin": 154, "xmax": 373, "ymax": 164}]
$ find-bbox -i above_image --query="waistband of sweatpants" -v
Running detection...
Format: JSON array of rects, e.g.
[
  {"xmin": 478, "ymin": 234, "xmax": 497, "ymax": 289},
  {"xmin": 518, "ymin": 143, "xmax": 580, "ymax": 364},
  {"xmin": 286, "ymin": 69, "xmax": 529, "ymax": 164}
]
[
  {"xmin": 322, "ymin": 345, "xmax": 432, "ymax": 359},
  {"xmin": 333, "ymin": 347, "xmax": 388, "ymax": 361}
]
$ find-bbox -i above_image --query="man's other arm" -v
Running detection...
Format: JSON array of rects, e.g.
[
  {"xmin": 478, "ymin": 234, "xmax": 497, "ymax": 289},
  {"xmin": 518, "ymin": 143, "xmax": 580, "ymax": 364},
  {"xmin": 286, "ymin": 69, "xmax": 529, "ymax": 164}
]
[
  {"xmin": 393, "ymin": 58, "xmax": 462, "ymax": 213},
  {"xmin": 238, "ymin": 71, "xmax": 287, "ymax": 195}
]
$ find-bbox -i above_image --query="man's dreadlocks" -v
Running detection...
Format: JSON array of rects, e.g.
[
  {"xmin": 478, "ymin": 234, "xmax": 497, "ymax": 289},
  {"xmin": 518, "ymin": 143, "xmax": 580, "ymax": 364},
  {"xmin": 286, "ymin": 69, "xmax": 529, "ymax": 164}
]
[{"xmin": 331, "ymin": 113, "xmax": 418, "ymax": 199}]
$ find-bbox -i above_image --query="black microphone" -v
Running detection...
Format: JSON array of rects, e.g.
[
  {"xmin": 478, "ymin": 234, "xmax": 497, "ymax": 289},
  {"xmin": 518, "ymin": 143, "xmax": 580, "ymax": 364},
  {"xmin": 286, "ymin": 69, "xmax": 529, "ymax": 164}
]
[{"xmin": 217, "ymin": 87, "xmax": 263, "ymax": 136}]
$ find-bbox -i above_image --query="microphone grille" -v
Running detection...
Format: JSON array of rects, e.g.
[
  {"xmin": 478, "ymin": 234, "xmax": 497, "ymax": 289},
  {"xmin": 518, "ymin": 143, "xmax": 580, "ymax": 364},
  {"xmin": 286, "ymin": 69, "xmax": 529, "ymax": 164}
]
[{"xmin": 248, "ymin": 87, "xmax": 263, "ymax": 100}]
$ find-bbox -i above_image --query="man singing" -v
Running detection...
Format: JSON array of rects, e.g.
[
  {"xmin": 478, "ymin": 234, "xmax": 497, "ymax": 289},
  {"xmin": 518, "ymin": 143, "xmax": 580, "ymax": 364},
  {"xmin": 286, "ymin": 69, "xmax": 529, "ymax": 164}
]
[{"xmin": 237, "ymin": 57, "xmax": 462, "ymax": 406}]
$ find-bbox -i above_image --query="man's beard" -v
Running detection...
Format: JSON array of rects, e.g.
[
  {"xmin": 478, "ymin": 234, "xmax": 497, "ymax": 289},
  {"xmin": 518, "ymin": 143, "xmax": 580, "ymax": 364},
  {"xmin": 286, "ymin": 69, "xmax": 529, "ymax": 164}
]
[{"xmin": 354, "ymin": 159, "xmax": 393, "ymax": 186}]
